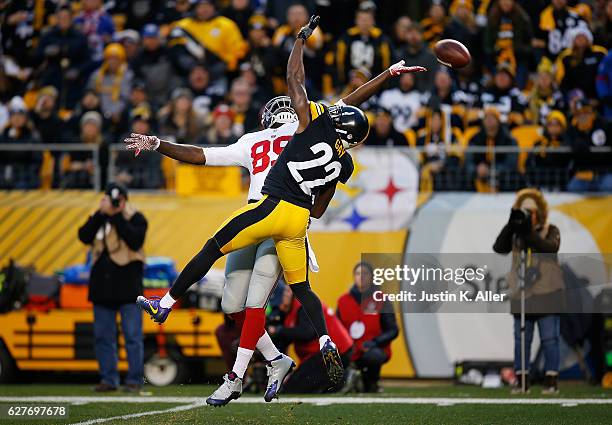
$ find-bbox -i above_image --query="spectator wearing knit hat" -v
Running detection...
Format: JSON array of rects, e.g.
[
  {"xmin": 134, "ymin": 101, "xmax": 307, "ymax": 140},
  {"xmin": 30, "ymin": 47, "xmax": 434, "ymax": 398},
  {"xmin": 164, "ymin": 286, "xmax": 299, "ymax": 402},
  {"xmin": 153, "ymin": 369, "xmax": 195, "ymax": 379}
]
[
  {"xmin": 157, "ymin": 88, "xmax": 206, "ymax": 145},
  {"xmin": 555, "ymin": 27, "xmax": 608, "ymax": 101},
  {"xmin": 63, "ymin": 110, "xmax": 107, "ymax": 189},
  {"xmin": 87, "ymin": 43, "xmax": 134, "ymax": 130},
  {"xmin": 114, "ymin": 29, "xmax": 141, "ymax": 62},
  {"xmin": 527, "ymin": 58, "xmax": 565, "ymax": 126},
  {"xmin": 527, "ymin": 110, "xmax": 571, "ymax": 171},
  {"xmin": 203, "ymin": 104, "xmax": 239, "ymax": 145},
  {"xmin": 0, "ymin": 97, "xmax": 42, "ymax": 189}
]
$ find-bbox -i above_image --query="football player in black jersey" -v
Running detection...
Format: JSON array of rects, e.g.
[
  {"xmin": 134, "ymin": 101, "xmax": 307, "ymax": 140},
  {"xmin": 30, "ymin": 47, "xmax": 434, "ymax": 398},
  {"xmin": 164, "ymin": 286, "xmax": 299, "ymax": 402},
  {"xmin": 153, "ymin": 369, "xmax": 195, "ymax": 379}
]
[{"xmin": 135, "ymin": 15, "xmax": 426, "ymax": 399}]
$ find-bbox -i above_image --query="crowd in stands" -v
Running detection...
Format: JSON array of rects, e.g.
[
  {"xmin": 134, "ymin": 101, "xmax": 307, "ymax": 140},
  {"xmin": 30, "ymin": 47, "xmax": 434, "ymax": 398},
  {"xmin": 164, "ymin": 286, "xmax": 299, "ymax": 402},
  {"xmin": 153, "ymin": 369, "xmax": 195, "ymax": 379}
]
[{"xmin": 0, "ymin": 0, "xmax": 610, "ymax": 192}]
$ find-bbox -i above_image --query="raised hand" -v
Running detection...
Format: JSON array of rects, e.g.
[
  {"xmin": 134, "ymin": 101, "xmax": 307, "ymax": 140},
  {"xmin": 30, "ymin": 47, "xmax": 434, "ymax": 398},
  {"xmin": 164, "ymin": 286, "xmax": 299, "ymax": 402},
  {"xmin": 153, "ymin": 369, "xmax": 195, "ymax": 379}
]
[
  {"xmin": 124, "ymin": 133, "xmax": 161, "ymax": 157},
  {"xmin": 297, "ymin": 15, "xmax": 320, "ymax": 41},
  {"xmin": 388, "ymin": 60, "xmax": 427, "ymax": 76}
]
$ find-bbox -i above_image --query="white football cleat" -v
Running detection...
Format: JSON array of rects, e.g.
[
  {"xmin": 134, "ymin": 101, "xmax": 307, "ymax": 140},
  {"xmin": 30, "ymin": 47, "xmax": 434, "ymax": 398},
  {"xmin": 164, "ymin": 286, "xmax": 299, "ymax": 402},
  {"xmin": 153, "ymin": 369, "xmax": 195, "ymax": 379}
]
[
  {"xmin": 206, "ymin": 373, "xmax": 242, "ymax": 407},
  {"xmin": 264, "ymin": 354, "xmax": 296, "ymax": 402}
]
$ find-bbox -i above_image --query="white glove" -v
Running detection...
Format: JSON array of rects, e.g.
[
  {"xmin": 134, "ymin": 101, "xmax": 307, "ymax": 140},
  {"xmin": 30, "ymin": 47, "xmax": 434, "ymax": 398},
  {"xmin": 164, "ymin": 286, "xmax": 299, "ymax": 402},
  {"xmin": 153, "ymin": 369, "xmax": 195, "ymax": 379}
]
[
  {"xmin": 388, "ymin": 60, "xmax": 427, "ymax": 76},
  {"xmin": 124, "ymin": 133, "xmax": 161, "ymax": 157}
]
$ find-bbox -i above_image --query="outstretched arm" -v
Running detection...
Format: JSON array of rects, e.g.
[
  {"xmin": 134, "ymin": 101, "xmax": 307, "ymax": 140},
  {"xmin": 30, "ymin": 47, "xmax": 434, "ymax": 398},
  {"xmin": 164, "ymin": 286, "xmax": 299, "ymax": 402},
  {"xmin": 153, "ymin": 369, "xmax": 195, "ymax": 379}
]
[
  {"xmin": 288, "ymin": 15, "xmax": 320, "ymax": 133},
  {"xmin": 341, "ymin": 60, "xmax": 427, "ymax": 107},
  {"xmin": 124, "ymin": 133, "xmax": 206, "ymax": 164}
]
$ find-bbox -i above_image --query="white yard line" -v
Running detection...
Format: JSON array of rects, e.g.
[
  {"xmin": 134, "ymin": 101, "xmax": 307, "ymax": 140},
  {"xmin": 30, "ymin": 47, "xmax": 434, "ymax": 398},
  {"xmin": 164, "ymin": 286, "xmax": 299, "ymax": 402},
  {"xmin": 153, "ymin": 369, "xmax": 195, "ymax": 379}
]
[
  {"xmin": 69, "ymin": 401, "xmax": 205, "ymax": 425},
  {"xmin": 1, "ymin": 396, "xmax": 612, "ymax": 406}
]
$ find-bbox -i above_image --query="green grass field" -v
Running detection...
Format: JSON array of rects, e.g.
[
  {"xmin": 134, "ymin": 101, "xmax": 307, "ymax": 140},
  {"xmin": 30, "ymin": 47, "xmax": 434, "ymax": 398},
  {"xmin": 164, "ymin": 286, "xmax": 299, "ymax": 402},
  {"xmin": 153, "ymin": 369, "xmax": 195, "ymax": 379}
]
[{"xmin": 0, "ymin": 383, "xmax": 611, "ymax": 425}]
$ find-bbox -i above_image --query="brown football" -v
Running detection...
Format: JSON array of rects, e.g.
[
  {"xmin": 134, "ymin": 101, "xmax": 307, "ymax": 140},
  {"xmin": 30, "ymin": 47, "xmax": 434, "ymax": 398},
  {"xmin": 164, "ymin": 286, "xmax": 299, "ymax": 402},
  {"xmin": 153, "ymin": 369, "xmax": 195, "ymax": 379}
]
[{"xmin": 434, "ymin": 39, "xmax": 471, "ymax": 69}]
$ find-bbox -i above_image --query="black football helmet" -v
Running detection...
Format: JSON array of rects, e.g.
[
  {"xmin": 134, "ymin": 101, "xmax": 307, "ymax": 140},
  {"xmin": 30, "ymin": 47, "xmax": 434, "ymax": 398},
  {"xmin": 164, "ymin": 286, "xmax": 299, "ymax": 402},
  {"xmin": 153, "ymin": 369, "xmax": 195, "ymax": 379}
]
[
  {"xmin": 261, "ymin": 96, "xmax": 298, "ymax": 129},
  {"xmin": 327, "ymin": 105, "xmax": 370, "ymax": 149}
]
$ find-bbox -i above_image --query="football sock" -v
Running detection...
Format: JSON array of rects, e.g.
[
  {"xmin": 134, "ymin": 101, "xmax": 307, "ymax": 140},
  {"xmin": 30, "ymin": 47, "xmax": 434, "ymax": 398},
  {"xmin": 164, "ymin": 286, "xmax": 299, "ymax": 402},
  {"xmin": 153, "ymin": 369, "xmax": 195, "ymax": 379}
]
[
  {"xmin": 319, "ymin": 335, "xmax": 332, "ymax": 350},
  {"xmin": 169, "ymin": 238, "xmax": 223, "ymax": 299},
  {"xmin": 256, "ymin": 331, "xmax": 282, "ymax": 361},
  {"xmin": 229, "ymin": 311, "xmax": 246, "ymax": 327},
  {"xmin": 232, "ymin": 347, "xmax": 254, "ymax": 379},
  {"xmin": 239, "ymin": 308, "xmax": 266, "ymax": 350},
  {"xmin": 159, "ymin": 293, "xmax": 176, "ymax": 309},
  {"xmin": 289, "ymin": 281, "xmax": 329, "ymax": 337}
]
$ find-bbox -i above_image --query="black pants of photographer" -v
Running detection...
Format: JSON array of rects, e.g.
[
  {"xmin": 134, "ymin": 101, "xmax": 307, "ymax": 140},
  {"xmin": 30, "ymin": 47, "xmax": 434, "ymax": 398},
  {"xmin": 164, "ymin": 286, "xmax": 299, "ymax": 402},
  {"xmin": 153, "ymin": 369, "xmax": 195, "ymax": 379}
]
[
  {"xmin": 283, "ymin": 349, "xmax": 352, "ymax": 393},
  {"xmin": 356, "ymin": 347, "xmax": 388, "ymax": 392}
]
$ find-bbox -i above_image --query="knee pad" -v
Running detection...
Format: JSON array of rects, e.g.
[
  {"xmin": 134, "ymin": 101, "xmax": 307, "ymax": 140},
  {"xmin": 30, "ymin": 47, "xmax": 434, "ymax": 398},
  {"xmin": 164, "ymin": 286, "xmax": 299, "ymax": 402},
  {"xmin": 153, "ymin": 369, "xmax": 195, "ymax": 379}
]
[
  {"xmin": 221, "ymin": 270, "xmax": 251, "ymax": 314},
  {"xmin": 245, "ymin": 261, "xmax": 281, "ymax": 309}
]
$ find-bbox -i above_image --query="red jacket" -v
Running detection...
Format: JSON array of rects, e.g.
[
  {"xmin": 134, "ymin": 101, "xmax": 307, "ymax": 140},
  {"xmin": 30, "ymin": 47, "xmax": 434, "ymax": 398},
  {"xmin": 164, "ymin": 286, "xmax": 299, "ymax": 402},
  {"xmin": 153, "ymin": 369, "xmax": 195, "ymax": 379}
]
[
  {"xmin": 337, "ymin": 288, "xmax": 392, "ymax": 361},
  {"xmin": 283, "ymin": 299, "xmax": 353, "ymax": 363}
]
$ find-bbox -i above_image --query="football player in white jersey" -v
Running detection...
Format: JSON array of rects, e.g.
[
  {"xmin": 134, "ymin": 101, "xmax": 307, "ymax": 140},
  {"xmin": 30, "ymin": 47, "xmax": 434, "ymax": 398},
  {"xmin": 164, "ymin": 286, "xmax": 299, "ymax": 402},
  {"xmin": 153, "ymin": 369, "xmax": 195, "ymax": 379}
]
[{"xmin": 125, "ymin": 58, "xmax": 425, "ymax": 406}]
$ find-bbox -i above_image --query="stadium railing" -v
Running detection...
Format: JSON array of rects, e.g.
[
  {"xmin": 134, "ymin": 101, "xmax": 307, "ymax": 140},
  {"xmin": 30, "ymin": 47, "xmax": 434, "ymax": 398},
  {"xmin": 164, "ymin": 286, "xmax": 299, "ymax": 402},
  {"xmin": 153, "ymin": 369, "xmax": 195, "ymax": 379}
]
[{"xmin": 1, "ymin": 143, "xmax": 610, "ymax": 193}]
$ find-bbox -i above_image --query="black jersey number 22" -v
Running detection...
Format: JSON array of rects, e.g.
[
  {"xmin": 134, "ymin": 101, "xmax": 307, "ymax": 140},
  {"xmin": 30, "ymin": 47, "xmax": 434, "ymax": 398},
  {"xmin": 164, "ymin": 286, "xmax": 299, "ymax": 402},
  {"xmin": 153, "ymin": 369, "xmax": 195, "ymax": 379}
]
[{"xmin": 287, "ymin": 142, "xmax": 341, "ymax": 196}]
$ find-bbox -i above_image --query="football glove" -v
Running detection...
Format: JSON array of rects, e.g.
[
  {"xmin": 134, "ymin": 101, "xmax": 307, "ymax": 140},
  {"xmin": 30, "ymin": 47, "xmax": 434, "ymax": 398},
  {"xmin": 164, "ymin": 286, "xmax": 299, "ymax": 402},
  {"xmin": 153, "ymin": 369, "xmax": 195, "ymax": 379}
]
[
  {"xmin": 124, "ymin": 133, "xmax": 161, "ymax": 157},
  {"xmin": 388, "ymin": 60, "xmax": 427, "ymax": 76},
  {"xmin": 297, "ymin": 15, "xmax": 320, "ymax": 41}
]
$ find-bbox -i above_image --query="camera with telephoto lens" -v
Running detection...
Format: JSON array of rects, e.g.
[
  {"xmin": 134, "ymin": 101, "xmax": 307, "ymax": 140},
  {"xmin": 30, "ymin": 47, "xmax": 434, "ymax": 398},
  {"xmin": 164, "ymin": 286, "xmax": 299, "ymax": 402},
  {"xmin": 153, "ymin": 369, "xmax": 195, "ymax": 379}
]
[{"xmin": 510, "ymin": 208, "xmax": 532, "ymax": 235}]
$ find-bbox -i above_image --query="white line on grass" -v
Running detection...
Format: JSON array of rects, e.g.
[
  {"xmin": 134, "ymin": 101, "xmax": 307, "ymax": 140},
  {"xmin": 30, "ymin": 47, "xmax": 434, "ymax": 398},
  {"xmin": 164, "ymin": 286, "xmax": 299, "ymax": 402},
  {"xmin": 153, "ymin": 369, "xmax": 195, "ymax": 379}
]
[
  {"xmin": 0, "ymin": 396, "xmax": 611, "ymax": 406},
  {"xmin": 70, "ymin": 401, "xmax": 205, "ymax": 425}
]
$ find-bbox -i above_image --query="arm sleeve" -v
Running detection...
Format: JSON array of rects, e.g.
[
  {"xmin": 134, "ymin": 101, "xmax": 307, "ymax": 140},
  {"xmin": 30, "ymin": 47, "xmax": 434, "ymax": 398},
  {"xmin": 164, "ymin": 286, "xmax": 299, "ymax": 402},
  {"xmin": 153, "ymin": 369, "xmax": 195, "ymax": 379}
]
[
  {"xmin": 202, "ymin": 137, "xmax": 248, "ymax": 167},
  {"xmin": 108, "ymin": 212, "xmax": 148, "ymax": 251},
  {"xmin": 372, "ymin": 307, "xmax": 399, "ymax": 347},
  {"xmin": 276, "ymin": 308, "xmax": 318, "ymax": 342},
  {"xmin": 78, "ymin": 211, "xmax": 106, "ymax": 244}
]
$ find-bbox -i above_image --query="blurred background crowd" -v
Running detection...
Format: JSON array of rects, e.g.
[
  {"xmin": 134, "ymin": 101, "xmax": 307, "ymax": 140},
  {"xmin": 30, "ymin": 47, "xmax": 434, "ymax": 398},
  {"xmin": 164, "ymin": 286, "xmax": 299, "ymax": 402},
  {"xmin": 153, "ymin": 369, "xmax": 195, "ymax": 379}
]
[{"xmin": 0, "ymin": 0, "xmax": 610, "ymax": 192}]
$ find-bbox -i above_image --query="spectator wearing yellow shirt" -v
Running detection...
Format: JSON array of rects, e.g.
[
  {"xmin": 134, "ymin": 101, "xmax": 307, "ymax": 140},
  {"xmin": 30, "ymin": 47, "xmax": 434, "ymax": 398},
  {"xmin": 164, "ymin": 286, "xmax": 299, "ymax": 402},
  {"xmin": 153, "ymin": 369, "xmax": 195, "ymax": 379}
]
[{"xmin": 168, "ymin": 0, "xmax": 247, "ymax": 77}]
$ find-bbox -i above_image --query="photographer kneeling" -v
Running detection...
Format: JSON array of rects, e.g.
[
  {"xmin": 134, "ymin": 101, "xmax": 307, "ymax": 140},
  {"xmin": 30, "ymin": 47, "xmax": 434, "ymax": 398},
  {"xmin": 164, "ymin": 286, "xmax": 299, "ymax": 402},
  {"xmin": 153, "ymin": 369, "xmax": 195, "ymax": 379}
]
[
  {"xmin": 493, "ymin": 188, "xmax": 562, "ymax": 394},
  {"xmin": 78, "ymin": 183, "xmax": 148, "ymax": 392}
]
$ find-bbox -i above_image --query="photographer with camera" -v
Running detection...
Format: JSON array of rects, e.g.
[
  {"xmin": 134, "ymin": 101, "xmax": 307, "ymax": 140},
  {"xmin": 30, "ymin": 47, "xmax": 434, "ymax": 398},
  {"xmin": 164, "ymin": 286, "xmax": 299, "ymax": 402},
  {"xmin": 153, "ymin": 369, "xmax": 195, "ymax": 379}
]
[
  {"xmin": 78, "ymin": 183, "xmax": 148, "ymax": 393},
  {"xmin": 493, "ymin": 188, "xmax": 562, "ymax": 394}
]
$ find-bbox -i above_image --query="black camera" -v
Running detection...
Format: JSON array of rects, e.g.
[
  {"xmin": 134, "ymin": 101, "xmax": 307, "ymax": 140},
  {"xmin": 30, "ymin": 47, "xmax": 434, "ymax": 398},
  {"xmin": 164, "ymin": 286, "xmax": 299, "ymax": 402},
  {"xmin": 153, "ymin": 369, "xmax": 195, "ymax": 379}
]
[
  {"xmin": 510, "ymin": 208, "xmax": 532, "ymax": 235},
  {"xmin": 105, "ymin": 183, "xmax": 127, "ymax": 208}
]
